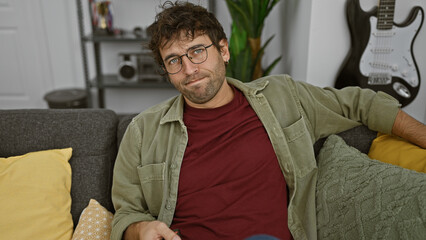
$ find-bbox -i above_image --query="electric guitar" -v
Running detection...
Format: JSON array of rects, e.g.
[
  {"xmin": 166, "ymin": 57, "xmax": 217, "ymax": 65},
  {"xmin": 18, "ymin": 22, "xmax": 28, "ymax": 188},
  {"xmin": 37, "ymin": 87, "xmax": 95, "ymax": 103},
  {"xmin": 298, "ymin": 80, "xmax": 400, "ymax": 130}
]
[{"xmin": 335, "ymin": 0, "xmax": 424, "ymax": 107}]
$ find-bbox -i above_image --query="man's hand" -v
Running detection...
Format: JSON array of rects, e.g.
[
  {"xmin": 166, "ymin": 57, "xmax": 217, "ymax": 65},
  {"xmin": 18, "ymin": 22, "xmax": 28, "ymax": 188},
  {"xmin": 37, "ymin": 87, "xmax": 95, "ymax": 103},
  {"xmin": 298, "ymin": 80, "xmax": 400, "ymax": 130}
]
[
  {"xmin": 392, "ymin": 110, "xmax": 426, "ymax": 148},
  {"xmin": 123, "ymin": 221, "xmax": 181, "ymax": 240}
]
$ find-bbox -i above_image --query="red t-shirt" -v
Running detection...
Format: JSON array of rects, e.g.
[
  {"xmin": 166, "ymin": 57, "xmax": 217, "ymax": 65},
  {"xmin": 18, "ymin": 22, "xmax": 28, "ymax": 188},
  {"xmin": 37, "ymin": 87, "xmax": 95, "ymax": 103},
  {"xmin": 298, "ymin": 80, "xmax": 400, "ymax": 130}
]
[{"xmin": 170, "ymin": 87, "xmax": 292, "ymax": 240}]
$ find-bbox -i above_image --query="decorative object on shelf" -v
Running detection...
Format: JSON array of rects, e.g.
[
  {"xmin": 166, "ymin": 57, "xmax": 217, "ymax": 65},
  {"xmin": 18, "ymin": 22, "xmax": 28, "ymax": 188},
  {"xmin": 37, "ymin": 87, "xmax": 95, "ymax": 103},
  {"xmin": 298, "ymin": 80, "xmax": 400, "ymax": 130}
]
[
  {"xmin": 89, "ymin": 0, "xmax": 114, "ymax": 35},
  {"xmin": 76, "ymin": 0, "xmax": 173, "ymax": 108},
  {"xmin": 132, "ymin": 26, "xmax": 146, "ymax": 38},
  {"xmin": 137, "ymin": 53, "xmax": 164, "ymax": 82},
  {"xmin": 117, "ymin": 52, "xmax": 164, "ymax": 83},
  {"xmin": 225, "ymin": 0, "xmax": 282, "ymax": 82},
  {"xmin": 335, "ymin": 0, "xmax": 424, "ymax": 107},
  {"xmin": 118, "ymin": 54, "xmax": 138, "ymax": 83}
]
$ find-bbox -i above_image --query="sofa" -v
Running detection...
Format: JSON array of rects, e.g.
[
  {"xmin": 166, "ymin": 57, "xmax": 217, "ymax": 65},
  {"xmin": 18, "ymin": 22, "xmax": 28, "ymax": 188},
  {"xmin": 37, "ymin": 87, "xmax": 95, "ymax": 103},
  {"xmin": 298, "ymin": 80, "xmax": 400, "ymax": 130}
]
[
  {"xmin": 0, "ymin": 109, "xmax": 131, "ymax": 227},
  {"xmin": 1, "ymin": 108, "xmax": 423, "ymax": 239}
]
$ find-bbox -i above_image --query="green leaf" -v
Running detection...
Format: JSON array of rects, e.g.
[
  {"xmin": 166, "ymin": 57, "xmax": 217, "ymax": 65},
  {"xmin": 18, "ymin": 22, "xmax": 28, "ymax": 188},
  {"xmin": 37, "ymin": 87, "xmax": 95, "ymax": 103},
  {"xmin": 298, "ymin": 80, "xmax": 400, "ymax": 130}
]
[
  {"xmin": 263, "ymin": 56, "xmax": 282, "ymax": 76},
  {"xmin": 260, "ymin": 35, "xmax": 275, "ymax": 52},
  {"xmin": 268, "ymin": 0, "xmax": 281, "ymax": 14},
  {"xmin": 247, "ymin": 0, "xmax": 254, "ymax": 21},
  {"xmin": 235, "ymin": 48, "xmax": 253, "ymax": 82},
  {"xmin": 225, "ymin": 0, "xmax": 281, "ymax": 81},
  {"xmin": 229, "ymin": 24, "xmax": 247, "ymax": 55},
  {"xmin": 225, "ymin": 0, "xmax": 250, "ymax": 34},
  {"xmin": 257, "ymin": 0, "xmax": 269, "ymax": 36},
  {"xmin": 227, "ymin": 46, "xmax": 252, "ymax": 82}
]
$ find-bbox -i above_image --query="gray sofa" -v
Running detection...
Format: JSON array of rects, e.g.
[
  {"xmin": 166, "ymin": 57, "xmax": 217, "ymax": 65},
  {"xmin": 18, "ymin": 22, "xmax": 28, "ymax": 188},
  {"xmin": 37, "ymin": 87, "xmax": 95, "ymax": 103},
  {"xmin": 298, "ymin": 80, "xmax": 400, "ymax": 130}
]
[{"xmin": 0, "ymin": 108, "xmax": 377, "ymax": 228}]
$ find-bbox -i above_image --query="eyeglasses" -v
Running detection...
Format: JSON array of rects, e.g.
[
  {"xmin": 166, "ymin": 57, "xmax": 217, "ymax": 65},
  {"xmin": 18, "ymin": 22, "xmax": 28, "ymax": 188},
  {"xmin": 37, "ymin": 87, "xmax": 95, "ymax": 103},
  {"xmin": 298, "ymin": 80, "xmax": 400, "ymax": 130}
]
[{"xmin": 162, "ymin": 43, "xmax": 214, "ymax": 75}]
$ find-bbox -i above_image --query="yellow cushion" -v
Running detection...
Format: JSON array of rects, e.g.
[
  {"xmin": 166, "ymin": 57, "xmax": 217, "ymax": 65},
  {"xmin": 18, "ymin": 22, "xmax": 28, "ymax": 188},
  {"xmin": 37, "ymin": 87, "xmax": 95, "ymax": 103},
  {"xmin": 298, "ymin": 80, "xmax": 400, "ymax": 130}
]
[
  {"xmin": 0, "ymin": 148, "xmax": 73, "ymax": 240},
  {"xmin": 368, "ymin": 133, "xmax": 426, "ymax": 173},
  {"xmin": 72, "ymin": 199, "xmax": 113, "ymax": 240}
]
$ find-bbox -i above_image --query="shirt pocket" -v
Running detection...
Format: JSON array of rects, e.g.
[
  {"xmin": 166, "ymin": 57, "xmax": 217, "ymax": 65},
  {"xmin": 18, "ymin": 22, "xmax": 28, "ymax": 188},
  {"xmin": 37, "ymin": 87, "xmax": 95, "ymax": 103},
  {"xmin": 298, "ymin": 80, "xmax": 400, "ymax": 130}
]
[
  {"xmin": 282, "ymin": 116, "xmax": 317, "ymax": 177},
  {"xmin": 137, "ymin": 162, "xmax": 165, "ymax": 217}
]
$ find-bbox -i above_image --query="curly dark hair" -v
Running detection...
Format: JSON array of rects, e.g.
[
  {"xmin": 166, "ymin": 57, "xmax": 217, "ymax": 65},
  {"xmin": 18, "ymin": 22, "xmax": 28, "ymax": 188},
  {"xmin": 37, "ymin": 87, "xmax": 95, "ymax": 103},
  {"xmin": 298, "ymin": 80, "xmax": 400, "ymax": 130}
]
[{"xmin": 147, "ymin": 1, "xmax": 227, "ymax": 67}]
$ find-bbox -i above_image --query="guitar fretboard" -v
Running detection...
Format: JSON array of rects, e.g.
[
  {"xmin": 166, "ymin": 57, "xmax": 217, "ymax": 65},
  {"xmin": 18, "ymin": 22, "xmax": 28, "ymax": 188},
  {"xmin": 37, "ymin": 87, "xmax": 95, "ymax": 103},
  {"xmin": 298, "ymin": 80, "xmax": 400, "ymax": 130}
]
[{"xmin": 377, "ymin": 0, "xmax": 396, "ymax": 30}]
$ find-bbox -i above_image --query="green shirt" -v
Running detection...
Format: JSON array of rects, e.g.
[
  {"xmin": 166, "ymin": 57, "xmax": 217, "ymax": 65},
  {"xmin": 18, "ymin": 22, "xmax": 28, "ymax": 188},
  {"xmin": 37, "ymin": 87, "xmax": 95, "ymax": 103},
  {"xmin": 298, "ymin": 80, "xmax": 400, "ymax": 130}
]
[{"xmin": 111, "ymin": 75, "xmax": 400, "ymax": 240}]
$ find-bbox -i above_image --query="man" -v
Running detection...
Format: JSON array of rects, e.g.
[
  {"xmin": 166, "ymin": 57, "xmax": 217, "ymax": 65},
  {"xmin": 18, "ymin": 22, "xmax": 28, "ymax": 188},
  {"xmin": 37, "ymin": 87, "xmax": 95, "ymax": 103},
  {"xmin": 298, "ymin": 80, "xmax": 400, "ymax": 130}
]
[{"xmin": 111, "ymin": 2, "xmax": 426, "ymax": 240}]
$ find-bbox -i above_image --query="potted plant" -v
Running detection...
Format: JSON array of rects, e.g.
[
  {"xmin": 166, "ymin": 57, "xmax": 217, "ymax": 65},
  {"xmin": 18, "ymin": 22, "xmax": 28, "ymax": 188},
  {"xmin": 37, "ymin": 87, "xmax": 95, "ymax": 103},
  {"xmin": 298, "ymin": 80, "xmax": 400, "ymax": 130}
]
[{"xmin": 225, "ymin": 0, "xmax": 282, "ymax": 82}]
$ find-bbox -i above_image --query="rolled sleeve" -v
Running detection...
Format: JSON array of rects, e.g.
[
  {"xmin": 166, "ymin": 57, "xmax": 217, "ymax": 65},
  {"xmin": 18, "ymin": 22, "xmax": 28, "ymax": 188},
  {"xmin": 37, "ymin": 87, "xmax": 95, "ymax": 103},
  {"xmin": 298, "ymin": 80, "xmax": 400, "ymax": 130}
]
[
  {"xmin": 289, "ymin": 77, "xmax": 401, "ymax": 139},
  {"xmin": 367, "ymin": 91, "xmax": 401, "ymax": 134}
]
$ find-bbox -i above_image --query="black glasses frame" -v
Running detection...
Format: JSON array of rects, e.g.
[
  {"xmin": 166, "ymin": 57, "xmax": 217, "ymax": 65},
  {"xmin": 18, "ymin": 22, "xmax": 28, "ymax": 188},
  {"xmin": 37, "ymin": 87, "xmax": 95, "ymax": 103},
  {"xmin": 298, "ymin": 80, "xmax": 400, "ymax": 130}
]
[{"xmin": 161, "ymin": 43, "xmax": 214, "ymax": 75}]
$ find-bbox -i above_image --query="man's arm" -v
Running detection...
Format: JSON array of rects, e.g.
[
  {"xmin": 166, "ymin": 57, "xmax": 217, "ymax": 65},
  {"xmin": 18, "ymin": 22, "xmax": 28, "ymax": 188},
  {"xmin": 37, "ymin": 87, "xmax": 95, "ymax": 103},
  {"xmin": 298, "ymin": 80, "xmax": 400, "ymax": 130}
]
[
  {"xmin": 392, "ymin": 110, "xmax": 426, "ymax": 148},
  {"xmin": 123, "ymin": 221, "xmax": 181, "ymax": 240},
  {"xmin": 111, "ymin": 121, "xmax": 160, "ymax": 239}
]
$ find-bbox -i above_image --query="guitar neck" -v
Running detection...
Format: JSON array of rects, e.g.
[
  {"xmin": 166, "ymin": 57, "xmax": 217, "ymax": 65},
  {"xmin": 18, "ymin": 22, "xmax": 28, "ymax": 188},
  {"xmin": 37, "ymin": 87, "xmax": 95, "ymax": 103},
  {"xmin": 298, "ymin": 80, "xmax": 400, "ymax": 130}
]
[{"xmin": 377, "ymin": 0, "xmax": 396, "ymax": 30}]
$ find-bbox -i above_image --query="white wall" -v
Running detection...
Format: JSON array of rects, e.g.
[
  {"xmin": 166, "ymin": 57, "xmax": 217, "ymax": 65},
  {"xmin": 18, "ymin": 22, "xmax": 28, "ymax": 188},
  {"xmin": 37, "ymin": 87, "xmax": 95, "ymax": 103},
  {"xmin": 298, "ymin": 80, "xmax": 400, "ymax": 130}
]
[
  {"xmin": 277, "ymin": 0, "xmax": 426, "ymax": 123},
  {"xmin": 216, "ymin": 0, "xmax": 425, "ymax": 123},
  {"xmin": 2, "ymin": 0, "xmax": 425, "ymax": 122},
  {"xmin": 0, "ymin": 0, "xmax": 84, "ymax": 108}
]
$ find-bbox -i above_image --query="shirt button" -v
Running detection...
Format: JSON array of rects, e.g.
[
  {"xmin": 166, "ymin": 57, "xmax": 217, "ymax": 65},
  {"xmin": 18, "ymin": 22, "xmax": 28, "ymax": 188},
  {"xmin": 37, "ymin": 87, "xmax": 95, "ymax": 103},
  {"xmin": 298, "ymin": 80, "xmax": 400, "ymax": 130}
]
[{"xmin": 171, "ymin": 163, "xmax": 176, "ymax": 169}]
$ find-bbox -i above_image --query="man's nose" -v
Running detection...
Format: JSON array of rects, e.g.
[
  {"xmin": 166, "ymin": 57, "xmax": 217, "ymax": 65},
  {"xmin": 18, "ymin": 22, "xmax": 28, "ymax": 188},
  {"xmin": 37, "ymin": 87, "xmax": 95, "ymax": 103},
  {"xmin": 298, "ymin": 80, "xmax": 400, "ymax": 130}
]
[{"xmin": 181, "ymin": 55, "xmax": 198, "ymax": 75}]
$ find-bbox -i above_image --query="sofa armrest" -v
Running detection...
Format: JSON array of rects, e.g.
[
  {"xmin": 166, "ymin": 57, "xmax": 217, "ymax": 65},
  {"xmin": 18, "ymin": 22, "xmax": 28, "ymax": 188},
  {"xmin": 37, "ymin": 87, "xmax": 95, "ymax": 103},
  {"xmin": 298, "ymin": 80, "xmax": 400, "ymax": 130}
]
[{"xmin": 314, "ymin": 125, "xmax": 377, "ymax": 157}]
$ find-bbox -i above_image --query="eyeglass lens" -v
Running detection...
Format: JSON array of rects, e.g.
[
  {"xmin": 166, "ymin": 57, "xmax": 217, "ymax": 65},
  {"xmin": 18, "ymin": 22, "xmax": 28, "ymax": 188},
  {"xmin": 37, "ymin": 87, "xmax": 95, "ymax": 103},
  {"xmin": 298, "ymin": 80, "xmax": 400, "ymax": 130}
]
[{"xmin": 163, "ymin": 44, "xmax": 212, "ymax": 74}]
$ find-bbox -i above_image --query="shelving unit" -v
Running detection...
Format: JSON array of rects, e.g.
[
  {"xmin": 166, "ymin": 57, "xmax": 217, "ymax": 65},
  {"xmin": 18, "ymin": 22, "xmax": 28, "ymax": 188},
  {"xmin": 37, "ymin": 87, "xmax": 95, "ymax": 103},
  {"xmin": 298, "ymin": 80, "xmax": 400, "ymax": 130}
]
[{"xmin": 76, "ymin": 0, "xmax": 170, "ymax": 108}]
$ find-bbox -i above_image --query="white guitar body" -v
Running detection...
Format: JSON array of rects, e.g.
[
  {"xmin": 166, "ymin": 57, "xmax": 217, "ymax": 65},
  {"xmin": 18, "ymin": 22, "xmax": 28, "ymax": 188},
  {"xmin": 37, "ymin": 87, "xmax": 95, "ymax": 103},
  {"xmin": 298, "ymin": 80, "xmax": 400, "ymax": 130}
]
[{"xmin": 359, "ymin": 10, "xmax": 423, "ymax": 98}]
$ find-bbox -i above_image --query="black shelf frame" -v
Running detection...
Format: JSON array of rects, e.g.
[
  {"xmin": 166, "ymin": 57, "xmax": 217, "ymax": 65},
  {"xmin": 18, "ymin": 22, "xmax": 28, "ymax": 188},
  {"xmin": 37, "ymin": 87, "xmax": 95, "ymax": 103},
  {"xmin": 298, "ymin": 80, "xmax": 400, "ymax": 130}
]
[
  {"xmin": 76, "ymin": 0, "xmax": 171, "ymax": 108},
  {"xmin": 82, "ymin": 33, "xmax": 147, "ymax": 43},
  {"xmin": 90, "ymin": 75, "xmax": 171, "ymax": 88}
]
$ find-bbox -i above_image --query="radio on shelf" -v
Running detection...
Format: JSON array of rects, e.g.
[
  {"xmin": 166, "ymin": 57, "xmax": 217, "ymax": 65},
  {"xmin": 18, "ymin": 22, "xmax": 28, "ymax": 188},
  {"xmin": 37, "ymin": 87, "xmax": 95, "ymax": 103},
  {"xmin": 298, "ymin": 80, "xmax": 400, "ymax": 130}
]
[{"xmin": 117, "ymin": 52, "xmax": 164, "ymax": 83}]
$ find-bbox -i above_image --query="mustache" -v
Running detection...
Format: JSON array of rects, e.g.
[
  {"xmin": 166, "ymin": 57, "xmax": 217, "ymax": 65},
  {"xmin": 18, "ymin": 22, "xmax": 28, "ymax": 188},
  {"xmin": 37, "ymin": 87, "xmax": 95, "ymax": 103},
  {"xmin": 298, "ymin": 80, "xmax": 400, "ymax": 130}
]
[{"xmin": 183, "ymin": 73, "xmax": 208, "ymax": 85}]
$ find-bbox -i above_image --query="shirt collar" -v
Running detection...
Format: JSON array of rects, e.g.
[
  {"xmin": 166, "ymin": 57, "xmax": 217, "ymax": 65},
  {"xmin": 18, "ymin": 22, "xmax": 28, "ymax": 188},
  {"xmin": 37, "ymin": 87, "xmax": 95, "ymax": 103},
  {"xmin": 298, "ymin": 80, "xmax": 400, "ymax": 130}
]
[
  {"xmin": 159, "ymin": 77, "xmax": 269, "ymax": 124},
  {"xmin": 226, "ymin": 77, "xmax": 269, "ymax": 96},
  {"xmin": 159, "ymin": 95, "xmax": 185, "ymax": 125}
]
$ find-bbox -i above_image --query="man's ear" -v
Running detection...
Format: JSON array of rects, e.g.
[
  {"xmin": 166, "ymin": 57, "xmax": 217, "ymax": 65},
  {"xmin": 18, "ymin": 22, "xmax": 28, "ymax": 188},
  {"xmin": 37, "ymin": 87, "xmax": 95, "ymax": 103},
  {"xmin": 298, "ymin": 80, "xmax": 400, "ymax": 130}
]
[{"xmin": 219, "ymin": 39, "xmax": 230, "ymax": 62}]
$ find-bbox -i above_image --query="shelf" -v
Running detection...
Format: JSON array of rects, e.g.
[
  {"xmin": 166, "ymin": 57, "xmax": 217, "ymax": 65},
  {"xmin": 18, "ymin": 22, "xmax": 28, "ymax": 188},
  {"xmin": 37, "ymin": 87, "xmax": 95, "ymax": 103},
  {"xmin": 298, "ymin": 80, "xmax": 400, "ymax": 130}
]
[
  {"xmin": 91, "ymin": 74, "xmax": 172, "ymax": 89},
  {"xmin": 82, "ymin": 33, "xmax": 149, "ymax": 43},
  {"xmin": 76, "ymin": 0, "xmax": 171, "ymax": 108}
]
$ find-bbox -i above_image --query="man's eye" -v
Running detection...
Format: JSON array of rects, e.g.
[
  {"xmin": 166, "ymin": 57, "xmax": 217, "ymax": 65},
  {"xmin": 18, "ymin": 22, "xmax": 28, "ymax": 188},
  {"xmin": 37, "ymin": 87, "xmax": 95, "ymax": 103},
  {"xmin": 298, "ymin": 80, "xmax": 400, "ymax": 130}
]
[
  {"xmin": 192, "ymin": 48, "xmax": 204, "ymax": 55},
  {"xmin": 168, "ymin": 58, "xmax": 179, "ymax": 65}
]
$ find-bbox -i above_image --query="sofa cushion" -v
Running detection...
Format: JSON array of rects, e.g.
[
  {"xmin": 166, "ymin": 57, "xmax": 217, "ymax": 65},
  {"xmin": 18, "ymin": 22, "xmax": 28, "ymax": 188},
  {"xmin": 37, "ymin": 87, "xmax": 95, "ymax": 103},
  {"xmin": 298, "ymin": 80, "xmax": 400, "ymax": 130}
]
[
  {"xmin": 316, "ymin": 135, "xmax": 426, "ymax": 239},
  {"xmin": 0, "ymin": 148, "xmax": 73, "ymax": 240},
  {"xmin": 0, "ymin": 109, "xmax": 118, "ymax": 226},
  {"xmin": 368, "ymin": 133, "xmax": 426, "ymax": 173},
  {"xmin": 72, "ymin": 199, "xmax": 113, "ymax": 240}
]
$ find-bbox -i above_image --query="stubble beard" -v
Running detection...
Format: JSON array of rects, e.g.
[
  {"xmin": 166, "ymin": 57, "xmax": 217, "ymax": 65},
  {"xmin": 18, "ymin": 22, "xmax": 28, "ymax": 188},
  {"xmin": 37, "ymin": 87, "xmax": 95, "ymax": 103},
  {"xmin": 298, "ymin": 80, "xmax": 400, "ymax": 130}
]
[{"xmin": 177, "ymin": 61, "xmax": 226, "ymax": 105}]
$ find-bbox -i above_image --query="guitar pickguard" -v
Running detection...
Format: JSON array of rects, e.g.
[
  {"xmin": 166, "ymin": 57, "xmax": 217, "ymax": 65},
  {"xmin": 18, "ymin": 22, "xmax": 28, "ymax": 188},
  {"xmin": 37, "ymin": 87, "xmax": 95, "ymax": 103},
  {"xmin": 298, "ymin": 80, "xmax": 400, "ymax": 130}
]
[
  {"xmin": 335, "ymin": 0, "xmax": 424, "ymax": 107},
  {"xmin": 359, "ymin": 10, "xmax": 423, "ymax": 89}
]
